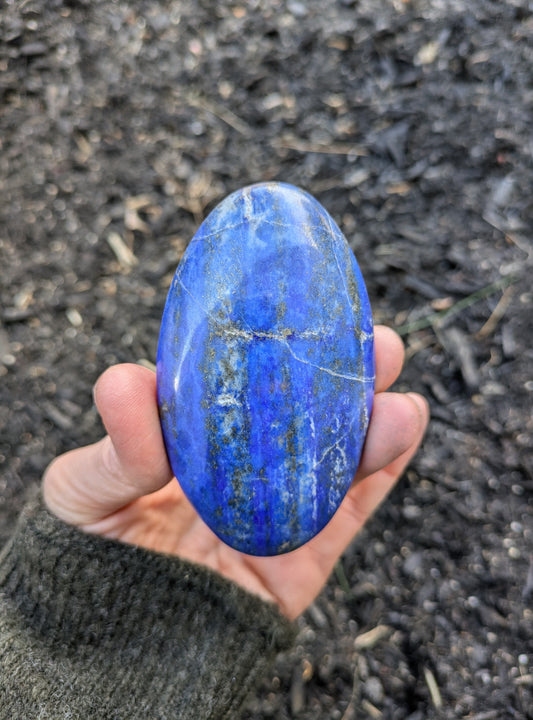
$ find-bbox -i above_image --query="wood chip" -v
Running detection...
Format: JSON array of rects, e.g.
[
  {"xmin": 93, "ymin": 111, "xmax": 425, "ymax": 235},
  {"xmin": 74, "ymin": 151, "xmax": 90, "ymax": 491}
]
[
  {"xmin": 475, "ymin": 285, "xmax": 515, "ymax": 339},
  {"xmin": 290, "ymin": 665, "xmax": 305, "ymax": 715},
  {"xmin": 124, "ymin": 207, "xmax": 150, "ymax": 233},
  {"xmin": 43, "ymin": 401, "xmax": 74, "ymax": 431},
  {"xmin": 184, "ymin": 92, "xmax": 252, "ymax": 137},
  {"xmin": 307, "ymin": 601, "xmax": 328, "ymax": 629},
  {"xmin": 302, "ymin": 658, "xmax": 313, "ymax": 682},
  {"xmin": 74, "ymin": 132, "xmax": 92, "ymax": 163},
  {"xmin": 273, "ymin": 137, "xmax": 368, "ymax": 157},
  {"xmin": 125, "ymin": 194, "xmax": 156, "ymax": 211},
  {"xmin": 137, "ymin": 358, "xmax": 156, "ymax": 372},
  {"xmin": 14, "ymin": 287, "xmax": 33, "ymax": 310},
  {"xmin": 440, "ymin": 326, "xmax": 480, "ymax": 391},
  {"xmin": 66, "ymin": 308, "xmax": 83, "ymax": 327},
  {"xmin": 386, "ymin": 181, "xmax": 411, "ymax": 195},
  {"xmin": 515, "ymin": 674, "xmax": 533, "ymax": 686},
  {"xmin": 423, "ymin": 666, "xmax": 443, "ymax": 709},
  {"xmin": 107, "ymin": 232, "xmax": 138, "ymax": 269},
  {"xmin": 415, "ymin": 41, "xmax": 439, "ymax": 65},
  {"xmin": 354, "ymin": 625, "xmax": 392, "ymax": 650},
  {"xmin": 431, "ymin": 296, "xmax": 453, "ymax": 311},
  {"xmin": 340, "ymin": 667, "xmax": 359, "ymax": 720},
  {"xmin": 360, "ymin": 699, "xmax": 382, "ymax": 718}
]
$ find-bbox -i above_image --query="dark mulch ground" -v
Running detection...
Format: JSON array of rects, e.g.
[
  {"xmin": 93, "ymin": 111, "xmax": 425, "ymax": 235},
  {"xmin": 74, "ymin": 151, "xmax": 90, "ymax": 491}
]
[{"xmin": 1, "ymin": 1, "xmax": 532, "ymax": 717}]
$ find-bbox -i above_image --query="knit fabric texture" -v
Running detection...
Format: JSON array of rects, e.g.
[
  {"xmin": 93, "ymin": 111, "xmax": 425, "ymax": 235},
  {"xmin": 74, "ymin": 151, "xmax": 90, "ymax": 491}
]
[{"xmin": 0, "ymin": 490, "xmax": 295, "ymax": 719}]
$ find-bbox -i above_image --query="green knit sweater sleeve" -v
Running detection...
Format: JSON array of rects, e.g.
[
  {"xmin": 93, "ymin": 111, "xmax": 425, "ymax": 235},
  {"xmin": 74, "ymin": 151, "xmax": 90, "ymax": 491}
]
[{"xmin": 0, "ymin": 491, "xmax": 295, "ymax": 720}]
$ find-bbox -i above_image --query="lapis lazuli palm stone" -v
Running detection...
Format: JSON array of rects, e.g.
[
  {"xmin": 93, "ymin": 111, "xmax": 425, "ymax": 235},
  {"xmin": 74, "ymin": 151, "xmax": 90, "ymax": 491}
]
[{"xmin": 157, "ymin": 182, "xmax": 374, "ymax": 556}]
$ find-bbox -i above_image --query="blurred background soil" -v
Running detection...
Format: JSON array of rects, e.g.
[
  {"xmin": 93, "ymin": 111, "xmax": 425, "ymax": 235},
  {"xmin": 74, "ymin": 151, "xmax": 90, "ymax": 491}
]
[{"xmin": 1, "ymin": 1, "xmax": 532, "ymax": 717}]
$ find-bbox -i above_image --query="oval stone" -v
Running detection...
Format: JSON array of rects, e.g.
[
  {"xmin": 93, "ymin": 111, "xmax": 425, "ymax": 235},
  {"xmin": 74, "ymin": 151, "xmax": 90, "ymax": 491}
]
[{"xmin": 157, "ymin": 182, "xmax": 374, "ymax": 556}]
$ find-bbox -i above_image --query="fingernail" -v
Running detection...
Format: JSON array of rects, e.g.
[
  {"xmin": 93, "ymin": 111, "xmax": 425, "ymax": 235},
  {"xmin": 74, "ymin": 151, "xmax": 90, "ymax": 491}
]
[{"xmin": 92, "ymin": 381, "xmax": 99, "ymax": 410}]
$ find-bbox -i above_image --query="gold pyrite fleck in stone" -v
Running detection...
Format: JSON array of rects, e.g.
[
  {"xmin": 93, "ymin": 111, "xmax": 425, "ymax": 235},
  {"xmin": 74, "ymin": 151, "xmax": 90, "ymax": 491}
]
[{"xmin": 157, "ymin": 182, "xmax": 375, "ymax": 555}]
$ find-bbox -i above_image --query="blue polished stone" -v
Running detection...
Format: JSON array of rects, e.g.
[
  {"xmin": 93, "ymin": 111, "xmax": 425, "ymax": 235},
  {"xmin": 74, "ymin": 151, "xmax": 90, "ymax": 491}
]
[{"xmin": 157, "ymin": 182, "xmax": 374, "ymax": 556}]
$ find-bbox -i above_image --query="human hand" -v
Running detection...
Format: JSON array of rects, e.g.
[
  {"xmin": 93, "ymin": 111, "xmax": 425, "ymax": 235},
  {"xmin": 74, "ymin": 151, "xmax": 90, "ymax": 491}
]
[{"xmin": 43, "ymin": 325, "xmax": 428, "ymax": 620}]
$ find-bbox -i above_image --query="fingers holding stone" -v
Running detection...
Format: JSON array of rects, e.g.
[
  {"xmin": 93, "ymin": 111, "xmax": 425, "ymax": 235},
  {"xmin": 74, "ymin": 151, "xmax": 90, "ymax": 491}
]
[
  {"xmin": 92, "ymin": 363, "xmax": 171, "ymax": 493},
  {"xmin": 304, "ymin": 391, "xmax": 428, "ymax": 580},
  {"xmin": 43, "ymin": 364, "xmax": 173, "ymax": 525},
  {"xmin": 307, "ymin": 328, "xmax": 421, "ymax": 559},
  {"xmin": 355, "ymin": 391, "xmax": 429, "ymax": 482},
  {"xmin": 340, "ymin": 392, "xmax": 429, "ymax": 534}
]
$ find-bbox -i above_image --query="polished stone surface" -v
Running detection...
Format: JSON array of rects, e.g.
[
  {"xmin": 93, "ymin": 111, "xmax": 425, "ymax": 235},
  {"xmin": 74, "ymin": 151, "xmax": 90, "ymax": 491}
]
[{"xmin": 157, "ymin": 183, "xmax": 374, "ymax": 555}]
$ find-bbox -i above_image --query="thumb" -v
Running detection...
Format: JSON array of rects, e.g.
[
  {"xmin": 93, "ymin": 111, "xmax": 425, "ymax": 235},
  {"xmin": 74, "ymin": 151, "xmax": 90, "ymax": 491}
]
[{"xmin": 43, "ymin": 364, "xmax": 173, "ymax": 525}]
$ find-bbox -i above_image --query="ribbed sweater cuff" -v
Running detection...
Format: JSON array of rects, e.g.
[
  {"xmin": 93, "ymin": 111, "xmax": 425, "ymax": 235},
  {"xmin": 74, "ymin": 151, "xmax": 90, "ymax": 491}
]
[{"xmin": 0, "ymin": 489, "xmax": 295, "ymax": 719}]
